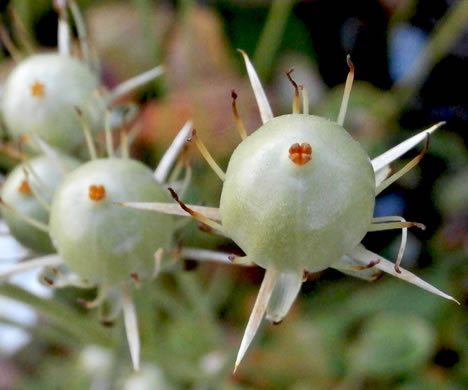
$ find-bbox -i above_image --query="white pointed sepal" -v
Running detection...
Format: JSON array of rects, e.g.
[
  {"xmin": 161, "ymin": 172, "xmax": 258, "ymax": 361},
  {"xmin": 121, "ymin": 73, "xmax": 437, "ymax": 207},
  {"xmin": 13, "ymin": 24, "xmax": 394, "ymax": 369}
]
[
  {"xmin": 234, "ymin": 268, "xmax": 279, "ymax": 373},
  {"xmin": 349, "ymin": 244, "xmax": 459, "ymax": 304},
  {"xmin": 122, "ymin": 289, "xmax": 141, "ymax": 372},
  {"xmin": 238, "ymin": 49, "xmax": 274, "ymax": 124},
  {"xmin": 371, "ymin": 122, "xmax": 444, "ymax": 172},
  {"xmin": 0, "ymin": 255, "xmax": 63, "ymax": 282},
  {"xmin": 118, "ymin": 202, "xmax": 222, "ymax": 221},
  {"xmin": 331, "ymin": 255, "xmax": 383, "ymax": 281},
  {"xmin": 153, "ymin": 121, "xmax": 192, "ymax": 184},
  {"xmin": 265, "ymin": 271, "xmax": 303, "ymax": 324}
]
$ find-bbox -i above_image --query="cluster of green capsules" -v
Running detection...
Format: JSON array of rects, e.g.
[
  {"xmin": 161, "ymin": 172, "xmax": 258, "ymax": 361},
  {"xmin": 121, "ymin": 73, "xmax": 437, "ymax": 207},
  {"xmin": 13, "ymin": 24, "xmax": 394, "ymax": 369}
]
[{"xmin": 0, "ymin": 0, "xmax": 459, "ymax": 374}]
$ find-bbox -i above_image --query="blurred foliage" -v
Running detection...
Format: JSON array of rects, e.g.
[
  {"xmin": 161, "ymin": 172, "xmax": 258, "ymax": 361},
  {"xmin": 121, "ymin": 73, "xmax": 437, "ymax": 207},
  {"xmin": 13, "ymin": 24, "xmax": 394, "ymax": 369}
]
[{"xmin": 0, "ymin": 0, "xmax": 467, "ymax": 389}]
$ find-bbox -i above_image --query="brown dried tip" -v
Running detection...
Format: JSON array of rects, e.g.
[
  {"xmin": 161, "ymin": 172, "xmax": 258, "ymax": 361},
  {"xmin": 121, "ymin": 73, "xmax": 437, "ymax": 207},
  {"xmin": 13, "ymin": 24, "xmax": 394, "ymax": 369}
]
[
  {"xmin": 130, "ymin": 273, "xmax": 140, "ymax": 283},
  {"xmin": 89, "ymin": 185, "xmax": 106, "ymax": 201},
  {"xmin": 289, "ymin": 143, "xmax": 312, "ymax": 166},
  {"xmin": 187, "ymin": 129, "xmax": 196, "ymax": 143},
  {"xmin": 286, "ymin": 68, "xmax": 298, "ymax": 90},
  {"xmin": 231, "ymin": 89, "xmax": 238, "ymax": 100},
  {"xmin": 346, "ymin": 54, "xmax": 355, "ymax": 73},
  {"xmin": 18, "ymin": 180, "xmax": 31, "ymax": 195},
  {"xmin": 30, "ymin": 81, "xmax": 45, "ymax": 97}
]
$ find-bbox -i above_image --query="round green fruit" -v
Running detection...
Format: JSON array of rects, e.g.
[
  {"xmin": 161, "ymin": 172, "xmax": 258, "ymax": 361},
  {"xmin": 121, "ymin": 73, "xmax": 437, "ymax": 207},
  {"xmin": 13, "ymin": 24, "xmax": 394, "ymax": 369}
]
[
  {"xmin": 220, "ymin": 114, "xmax": 375, "ymax": 273},
  {"xmin": 49, "ymin": 158, "xmax": 175, "ymax": 287}
]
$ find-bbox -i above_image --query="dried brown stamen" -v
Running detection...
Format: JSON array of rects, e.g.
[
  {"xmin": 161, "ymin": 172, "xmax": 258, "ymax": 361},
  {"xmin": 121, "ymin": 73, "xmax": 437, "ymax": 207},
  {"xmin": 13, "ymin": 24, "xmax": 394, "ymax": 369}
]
[
  {"xmin": 288, "ymin": 143, "xmax": 312, "ymax": 166},
  {"xmin": 30, "ymin": 81, "xmax": 45, "ymax": 97},
  {"xmin": 89, "ymin": 185, "xmax": 106, "ymax": 201}
]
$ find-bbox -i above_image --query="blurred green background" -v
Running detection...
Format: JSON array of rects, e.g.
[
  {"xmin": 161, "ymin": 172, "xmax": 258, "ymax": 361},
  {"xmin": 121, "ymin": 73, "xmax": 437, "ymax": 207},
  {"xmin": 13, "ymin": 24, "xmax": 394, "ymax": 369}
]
[{"xmin": 0, "ymin": 0, "xmax": 467, "ymax": 389}]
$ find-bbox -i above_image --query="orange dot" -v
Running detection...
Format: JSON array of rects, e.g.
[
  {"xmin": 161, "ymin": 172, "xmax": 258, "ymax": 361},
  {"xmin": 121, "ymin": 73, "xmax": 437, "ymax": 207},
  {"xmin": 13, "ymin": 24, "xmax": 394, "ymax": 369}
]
[
  {"xmin": 30, "ymin": 81, "xmax": 45, "ymax": 97},
  {"xmin": 288, "ymin": 142, "xmax": 312, "ymax": 166},
  {"xmin": 18, "ymin": 180, "xmax": 31, "ymax": 195},
  {"xmin": 88, "ymin": 185, "xmax": 106, "ymax": 201}
]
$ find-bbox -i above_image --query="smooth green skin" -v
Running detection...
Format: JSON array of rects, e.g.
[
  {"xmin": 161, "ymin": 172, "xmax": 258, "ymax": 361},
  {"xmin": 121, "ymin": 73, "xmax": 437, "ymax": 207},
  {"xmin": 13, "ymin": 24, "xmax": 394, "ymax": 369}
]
[
  {"xmin": 1, "ymin": 53, "xmax": 104, "ymax": 152},
  {"xmin": 0, "ymin": 154, "xmax": 81, "ymax": 253},
  {"xmin": 220, "ymin": 114, "xmax": 375, "ymax": 273},
  {"xmin": 49, "ymin": 158, "xmax": 175, "ymax": 288}
]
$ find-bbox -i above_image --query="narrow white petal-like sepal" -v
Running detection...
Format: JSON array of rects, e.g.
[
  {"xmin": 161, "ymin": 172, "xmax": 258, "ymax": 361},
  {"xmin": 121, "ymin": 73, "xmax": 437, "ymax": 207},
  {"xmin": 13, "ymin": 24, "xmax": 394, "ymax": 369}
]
[
  {"xmin": 371, "ymin": 122, "xmax": 444, "ymax": 172},
  {"xmin": 234, "ymin": 268, "xmax": 278, "ymax": 372},
  {"xmin": 331, "ymin": 255, "xmax": 383, "ymax": 281},
  {"xmin": 238, "ymin": 49, "xmax": 274, "ymax": 124},
  {"xmin": 179, "ymin": 247, "xmax": 238, "ymax": 265},
  {"xmin": 153, "ymin": 121, "xmax": 192, "ymax": 183},
  {"xmin": 108, "ymin": 65, "xmax": 165, "ymax": 103},
  {"xmin": 266, "ymin": 271, "xmax": 303, "ymax": 324},
  {"xmin": 350, "ymin": 245, "xmax": 459, "ymax": 304},
  {"xmin": 0, "ymin": 255, "xmax": 63, "ymax": 282},
  {"xmin": 122, "ymin": 290, "xmax": 140, "ymax": 372},
  {"xmin": 119, "ymin": 202, "xmax": 222, "ymax": 221}
]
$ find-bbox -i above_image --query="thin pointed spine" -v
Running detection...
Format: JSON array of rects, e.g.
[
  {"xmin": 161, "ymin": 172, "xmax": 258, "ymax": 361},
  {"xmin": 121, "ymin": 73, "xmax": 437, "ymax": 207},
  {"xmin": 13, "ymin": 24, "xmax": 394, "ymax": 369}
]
[
  {"xmin": 56, "ymin": 4, "xmax": 71, "ymax": 56},
  {"xmin": 234, "ymin": 268, "xmax": 279, "ymax": 372},
  {"xmin": 68, "ymin": 0, "xmax": 90, "ymax": 63},
  {"xmin": 189, "ymin": 129, "xmax": 225, "ymax": 181},
  {"xmin": 0, "ymin": 255, "xmax": 62, "ymax": 281},
  {"xmin": 122, "ymin": 289, "xmax": 140, "ymax": 371},
  {"xmin": 371, "ymin": 122, "xmax": 444, "ymax": 172},
  {"xmin": 120, "ymin": 129, "xmax": 129, "ymax": 159},
  {"xmin": 154, "ymin": 121, "xmax": 192, "ymax": 183},
  {"xmin": 107, "ymin": 65, "xmax": 164, "ymax": 103},
  {"xmin": 179, "ymin": 248, "xmax": 238, "ymax": 265},
  {"xmin": 350, "ymin": 245, "xmax": 459, "ymax": 304},
  {"xmin": 238, "ymin": 49, "xmax": 274, "ymax": 124},
  {"xmin": 370, "ymin": 216, "xmax": 413, "ymax": 272},
  {"xmin": 368, "ymin": 220, "xmax": 425, "ymax": 232},
  {"xmin": 301, "ymin": 85, "xmax": 309, "ymax": 115},
  {"xmin": 104, "ymin": 110, "xmax": 114, "ymax": 158},
  {"xmin": 286, "ymin": 68, "xmax": 301, "ymax": 114},
  {"xmin": 337, "ymin": 55, "xmax": 355, "ymax": 126},
  {"xmin": 168, "ymin": 188, "xmax": 224, "ymax": 232},
  {"xmin": 0, "ymin": 19, "xmax": 22, "ymax": 62},
  {"xmin": 375, "ymin": 136, "xmax": 429, "ymax": 195},
  {"xmin": 75, "ymin": 108, "xmax": 97, "ymax": 160},
  {"xmin": 231, "ymin": 90, "xmax": 248, "ymax": 140},
  {"xmin": 153, "ymin": 248, "xmax": 164, "ymax": 278},
  {"xmin": 118, "ymin": 201, "xmax": 222, "ymax": 221}
]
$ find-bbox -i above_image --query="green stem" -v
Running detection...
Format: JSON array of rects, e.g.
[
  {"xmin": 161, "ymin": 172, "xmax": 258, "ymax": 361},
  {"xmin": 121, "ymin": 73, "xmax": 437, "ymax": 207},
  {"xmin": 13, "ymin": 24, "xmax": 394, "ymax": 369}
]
[{"xmin": 253, "ymin": 0, "xmax": 294, "ymax": 79}]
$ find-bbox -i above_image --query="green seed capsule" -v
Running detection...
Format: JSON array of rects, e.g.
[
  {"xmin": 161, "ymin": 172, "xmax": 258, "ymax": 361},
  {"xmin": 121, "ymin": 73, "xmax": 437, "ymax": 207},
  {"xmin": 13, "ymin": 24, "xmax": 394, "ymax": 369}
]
[
  {"xmin": 0, "ymin": 153, "xmax": 81, "ymax": 253},
  {"xmin": 49, "ymin": 158, "xmax": 175, "ymax": 288},
  {"xmin": 1, "ymin": 53, "xmax": 104, "ymax": 152},
  {"xmin": 220, "ymin": 114, "xmax": 375, "ymax": 273}
]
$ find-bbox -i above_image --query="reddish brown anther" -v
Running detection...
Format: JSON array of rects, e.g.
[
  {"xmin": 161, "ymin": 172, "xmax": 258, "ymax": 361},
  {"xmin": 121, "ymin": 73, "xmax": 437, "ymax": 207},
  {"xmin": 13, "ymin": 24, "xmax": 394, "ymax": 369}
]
[
  {"xmin": 30, "ymin": 81, "xmax": 45, "ymax": 97},
  {"xmin": 18, "ymin": 180, "xmax": 31, "ymax": 195},
  {"xmin": 89, "ymin": 185, "xmax": 106, "ymax": 201},
  {"xmin": 289, "ymin": 143, "xmax": 312, "ymax": 166}
]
